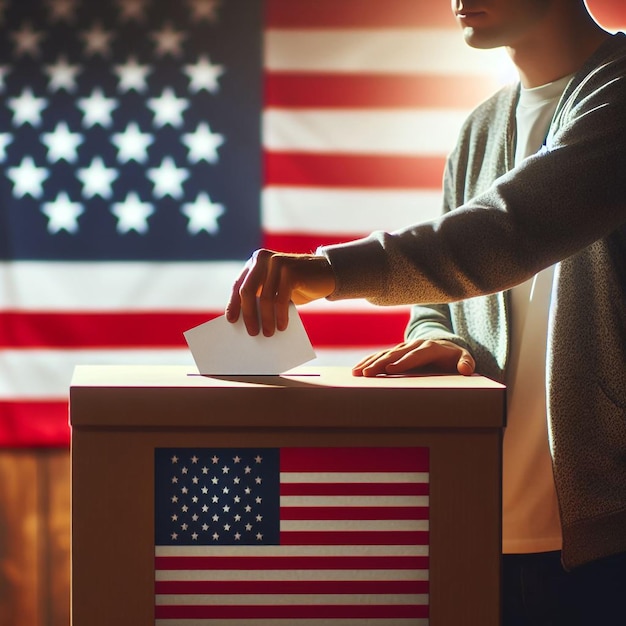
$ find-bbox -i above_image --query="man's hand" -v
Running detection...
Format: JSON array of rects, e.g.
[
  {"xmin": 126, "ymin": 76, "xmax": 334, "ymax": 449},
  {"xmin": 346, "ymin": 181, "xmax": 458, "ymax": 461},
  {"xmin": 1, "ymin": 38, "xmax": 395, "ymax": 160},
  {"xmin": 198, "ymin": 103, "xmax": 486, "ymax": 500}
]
[
  {"xmin": 352, "ymin": 339, "xmax": 476, "ymax": 377},
  {"xmin": 226, "ymin": 249, "xmax": 336, "ymax": 336}
]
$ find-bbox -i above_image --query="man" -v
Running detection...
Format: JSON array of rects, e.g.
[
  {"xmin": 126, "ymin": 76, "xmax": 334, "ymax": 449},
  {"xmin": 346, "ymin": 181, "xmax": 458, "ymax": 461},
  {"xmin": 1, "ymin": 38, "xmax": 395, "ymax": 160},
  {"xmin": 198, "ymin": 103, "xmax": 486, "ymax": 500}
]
[{"xmin": 227, "ymin": 1, "xmax": 626, "ymax": 623}]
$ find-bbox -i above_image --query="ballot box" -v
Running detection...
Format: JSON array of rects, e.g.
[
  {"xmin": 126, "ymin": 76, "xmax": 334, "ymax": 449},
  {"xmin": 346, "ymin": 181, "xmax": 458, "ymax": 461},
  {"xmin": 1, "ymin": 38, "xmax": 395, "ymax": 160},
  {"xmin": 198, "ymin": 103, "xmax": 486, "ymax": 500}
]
[{"xmin": 70, "ymin": 365, "xmax": 505, "ymax": 626}]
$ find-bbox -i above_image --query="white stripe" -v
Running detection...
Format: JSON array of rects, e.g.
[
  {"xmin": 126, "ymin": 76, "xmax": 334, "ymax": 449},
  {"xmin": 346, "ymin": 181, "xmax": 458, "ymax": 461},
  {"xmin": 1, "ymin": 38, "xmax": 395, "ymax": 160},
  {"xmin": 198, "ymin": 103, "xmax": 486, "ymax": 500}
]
[
  {"xmin": 156, "ymin": 569, "xmax": 428, "ymax": 582},
  {"xmin": 281, "ymin": 519, "xmax": 428, "ymax": 532},
  {"xmin": 0, "ymin": 347, "xmax": 409, "ymax": 400},
  {"xmin": 281, "ymin": 495, "xmax": 428, "ymax": 507},
  {"xmin": 262, "ymin": 188, "xmax": 442, "ymax": 234},
  {"xmin": 308, "ymin": 348, "xmax": 396, "ymax": 367},
  {"xmin": 156, "ymin": 545, "xmax": 427, "ymax": 557},
  {"xmin": 263, "ymin": 109, "xmax": 467, "ymax": 155},
  {"xmin": 0, "ymin": 261, "xmax": 241, "ymax": 310},
  {"xmin": 280, "ymin": 472, "xmax": 429, "ymax": 483},
  {"xmin": 0, "ymin": 349, "xmax": 194, "ymax": 399},
  {"xmin": 155, "ymin": 593, "xmax": 428, "ymax": 606},
  {"xmin": 265, "ymin": 28, "xmax": 513, "ymax": 78},
  {"xmin": 156, "ymin": 569, "xmax": 428, "ymax": 583},
  {"xmin": 0, "ymin": 262, "xmax": 410, "ymax": 315},
  {"xmin": 155, "ymin": 617, "xmax": 426, "ymax": 626}
]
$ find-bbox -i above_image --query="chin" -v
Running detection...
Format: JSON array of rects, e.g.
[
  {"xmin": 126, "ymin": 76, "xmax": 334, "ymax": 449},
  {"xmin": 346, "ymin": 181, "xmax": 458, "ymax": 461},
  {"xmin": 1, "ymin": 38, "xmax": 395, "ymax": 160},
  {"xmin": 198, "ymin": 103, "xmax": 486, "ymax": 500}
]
[{"xmin": 462, "ymin": 28, "xmax": 506, "ymax": 50}]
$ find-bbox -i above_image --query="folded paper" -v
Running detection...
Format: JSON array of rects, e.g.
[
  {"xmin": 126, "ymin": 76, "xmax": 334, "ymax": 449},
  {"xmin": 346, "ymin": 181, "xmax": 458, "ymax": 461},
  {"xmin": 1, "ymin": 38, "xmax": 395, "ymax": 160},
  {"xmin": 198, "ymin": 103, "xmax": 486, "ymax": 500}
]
[{"xmin": 184, "ymin": 303, "xmax": 316, "ymax": 375}]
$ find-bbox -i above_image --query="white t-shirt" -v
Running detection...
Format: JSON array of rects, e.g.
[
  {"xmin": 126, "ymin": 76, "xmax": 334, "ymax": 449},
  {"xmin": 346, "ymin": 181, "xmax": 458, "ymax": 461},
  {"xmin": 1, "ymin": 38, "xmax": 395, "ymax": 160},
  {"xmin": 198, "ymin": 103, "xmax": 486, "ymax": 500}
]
[{"xmin": 502, "ymin": 74, "xmax": 572, "ymax": 554}]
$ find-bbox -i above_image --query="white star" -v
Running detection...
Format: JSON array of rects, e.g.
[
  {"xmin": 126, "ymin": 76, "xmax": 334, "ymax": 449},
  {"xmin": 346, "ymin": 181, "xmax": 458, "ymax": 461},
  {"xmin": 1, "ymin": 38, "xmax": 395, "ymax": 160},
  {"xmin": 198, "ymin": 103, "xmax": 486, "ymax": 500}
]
[
  {"xmin": 234, "ymin": 532, "xmax": 241, "ymax": 540},
  {"xmin": 41, "ymin": 192, "xmax": 84, "ymax": 234},
  {"xmin": 147, "ymin": 88, "xmax": 188, "ymax": 127},
  {"xmin": 11, "ymin": 22, "xmax": 44, "ymax": 57},
  {"xmin": 150, "ymin": 22, "xmax": 186, "ymax": 57},
  {"xmin": 80, "ymin": 22, "xmax": 114, "ymax": 57},
  {"xmin": 256, "ymin": 533, "xmax": 263, "ymax": 541},
  {"xmin": 44, "ymin": 56, "xmax": 81, "ymax": 92},
  {"xmin": 171, "ymin": 532, "xmax": 178, "ymax": 540},
  {"xmin": 78, "ymin": 88, "xmax": 118, "ymax": 127},
  {"xmin": 77, "ymin": 157, "xmax": 118, "ymax": 198},
  {"xmin": 171, "ymin": 455, "xmax": 179, "ymax": 463},
  {"xmin": 7, "ymin": 157, "xmax": 49, "ymax": 198},
  {"xmin": 191, "ymin": 456, "xmax": 199, "ymax": 464},
  {"xmin": 7, "ymin": 88, "xmax": 47, "ymax": 126},
  {"xmin": 47, "ymin": 0, "xmax": 78, "ymax": 23},
  {"xmin": 117, "ymin": 0, "xmax": 147, "ymax": 22},
  {"xmin": 182, "ymin": 122, "xmax": 224, "ymax": 164},
  {"xmin": 0, "ymin": 66, "xmax": 11, "ymax": 91},
  {"xmin": 212, "ymin": 532, "xmax": 219, "ymax": 541},
  {"xmin": 181, "ymin": 193, "xmax": 224, "ymax": 235},
  {"xmin": 191, "ymin": 532, "xmax": 198, "ymax": 541},
  {"xmin": 41, "ymin": 122, "xmax": 83, "ymax": 162},
  {"xmin": 147, "ymin": 157, "xmax": 189, "ymax": 199},
  {"xmin": 111, "ymin": 193, "xmax": 154, "ymax": 234},
  {"xmin": 184, "ymin": 55, "xmax": 224, "ymax": 93},
  {"xmin": 188, "ymin": 0, "xmax": 220, "ymax": 22},
  {"xmin": 0, "ymin": 133, "xmax": 12, "ymax": 161},
  {"xmin": 114, "ymin": 56, "xmax": 151, "ymax": 93},
  {"xmin": 111, "ymin": 122, "xmax": 153, "ymax": 163}
]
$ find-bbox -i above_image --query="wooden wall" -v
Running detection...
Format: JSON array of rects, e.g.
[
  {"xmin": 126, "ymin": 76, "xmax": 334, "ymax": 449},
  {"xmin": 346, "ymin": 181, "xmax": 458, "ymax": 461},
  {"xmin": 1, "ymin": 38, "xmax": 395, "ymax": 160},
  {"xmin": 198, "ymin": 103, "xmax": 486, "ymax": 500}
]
[{"xmin": 0, "ymin": 450, "xmax": 70, "ymax": 626}]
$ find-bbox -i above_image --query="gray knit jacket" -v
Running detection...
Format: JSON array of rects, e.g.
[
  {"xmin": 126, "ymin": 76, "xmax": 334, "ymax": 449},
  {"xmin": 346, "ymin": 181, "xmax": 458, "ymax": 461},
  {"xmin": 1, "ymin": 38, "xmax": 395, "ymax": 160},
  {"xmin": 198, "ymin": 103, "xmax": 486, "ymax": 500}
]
[{"xmin": 321, "ymin": 33, "xmax": 626, "ymax": 569}]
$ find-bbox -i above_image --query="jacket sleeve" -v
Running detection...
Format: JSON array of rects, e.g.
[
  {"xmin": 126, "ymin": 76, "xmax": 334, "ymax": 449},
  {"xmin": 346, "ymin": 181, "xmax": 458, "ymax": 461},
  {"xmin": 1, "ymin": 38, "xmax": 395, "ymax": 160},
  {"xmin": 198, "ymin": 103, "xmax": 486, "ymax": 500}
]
[{"xmin": 319, "ymin": 46, "xmax": 626, "ymax": 307}]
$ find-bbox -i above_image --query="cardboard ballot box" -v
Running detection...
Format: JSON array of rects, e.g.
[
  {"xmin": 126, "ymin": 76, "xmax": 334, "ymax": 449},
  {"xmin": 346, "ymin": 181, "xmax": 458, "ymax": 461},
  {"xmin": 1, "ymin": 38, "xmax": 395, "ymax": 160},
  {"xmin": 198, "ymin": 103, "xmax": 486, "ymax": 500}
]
[{"xmin": 70, "ymin": 365, "xmax": 505, "ymax": 626}]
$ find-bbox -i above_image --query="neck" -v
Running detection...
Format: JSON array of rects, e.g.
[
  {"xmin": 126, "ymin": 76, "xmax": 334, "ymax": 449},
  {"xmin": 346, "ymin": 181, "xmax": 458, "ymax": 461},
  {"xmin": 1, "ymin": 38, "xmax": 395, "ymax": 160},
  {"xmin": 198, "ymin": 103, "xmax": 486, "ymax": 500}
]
[{"xmin": 507, "ymin": 3, "xmax": 610, "ymax": 88}]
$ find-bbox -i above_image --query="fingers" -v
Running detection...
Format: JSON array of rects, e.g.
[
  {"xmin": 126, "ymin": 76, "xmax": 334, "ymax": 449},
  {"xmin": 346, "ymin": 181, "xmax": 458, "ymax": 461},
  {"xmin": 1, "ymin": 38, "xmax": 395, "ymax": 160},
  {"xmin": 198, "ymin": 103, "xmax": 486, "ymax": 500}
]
[
  {"xmin": 353, "ymin": 339, "xmax": 476, "ymax": 378},
  {"xmin": 456, "ymin": 350, "xmax": 476, "ymax": 376},
  {"xmin": 226, "ymin": 250, "xmax": 335, "ymax": 337},
  {"xmin": 352, "ymin": 344, "xmax": 415, "ymax": 377}
]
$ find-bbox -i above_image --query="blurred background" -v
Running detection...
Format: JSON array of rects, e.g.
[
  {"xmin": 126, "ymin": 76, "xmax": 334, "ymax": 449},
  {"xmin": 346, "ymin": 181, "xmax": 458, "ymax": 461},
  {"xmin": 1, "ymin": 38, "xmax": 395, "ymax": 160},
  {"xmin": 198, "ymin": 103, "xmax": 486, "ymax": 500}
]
[{"xmin": 0, "ymin": 0, "xmax": 623, "ymax": 623}]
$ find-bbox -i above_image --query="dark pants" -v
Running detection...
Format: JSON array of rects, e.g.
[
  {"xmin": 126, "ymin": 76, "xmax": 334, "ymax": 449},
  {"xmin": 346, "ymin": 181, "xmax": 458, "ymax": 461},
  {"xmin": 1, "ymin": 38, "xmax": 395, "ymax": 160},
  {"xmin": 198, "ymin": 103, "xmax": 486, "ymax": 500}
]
[{"xmin": 503, "ymin": 551, "xmax": 626, "ymax": 625}]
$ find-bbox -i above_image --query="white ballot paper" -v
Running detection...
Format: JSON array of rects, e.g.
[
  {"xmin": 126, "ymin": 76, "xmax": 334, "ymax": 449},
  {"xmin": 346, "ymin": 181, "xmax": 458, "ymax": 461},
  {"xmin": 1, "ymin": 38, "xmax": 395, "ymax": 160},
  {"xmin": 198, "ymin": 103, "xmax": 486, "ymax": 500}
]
[{"xmin": 183, "ymin": 303, "xmax": 316, "ymax": 375}]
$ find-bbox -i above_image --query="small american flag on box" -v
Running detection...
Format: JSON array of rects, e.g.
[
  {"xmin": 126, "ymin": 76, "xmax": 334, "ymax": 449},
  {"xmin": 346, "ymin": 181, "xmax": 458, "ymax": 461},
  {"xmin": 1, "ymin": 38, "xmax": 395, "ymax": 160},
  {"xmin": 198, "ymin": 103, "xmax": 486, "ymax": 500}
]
[{"xmin": 154, "ymin": 446, "xmax": 430, "ymax": 624}]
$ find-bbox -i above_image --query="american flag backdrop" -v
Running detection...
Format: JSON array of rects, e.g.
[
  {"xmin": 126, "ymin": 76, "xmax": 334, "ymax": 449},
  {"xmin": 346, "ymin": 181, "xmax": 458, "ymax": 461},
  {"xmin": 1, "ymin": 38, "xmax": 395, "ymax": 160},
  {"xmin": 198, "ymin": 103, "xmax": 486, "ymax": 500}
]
[
  {"xmin": 154, "ymin": 446, "xmax": 430, "ymax": 625},
  {"xmin": 1, "ymin": 0, "xmax": 624, "ymax": 447}
]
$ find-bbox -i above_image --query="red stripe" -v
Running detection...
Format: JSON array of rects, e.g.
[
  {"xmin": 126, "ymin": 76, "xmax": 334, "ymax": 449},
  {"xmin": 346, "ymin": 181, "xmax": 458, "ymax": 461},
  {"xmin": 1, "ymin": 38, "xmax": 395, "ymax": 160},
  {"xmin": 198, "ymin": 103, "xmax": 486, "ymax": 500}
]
[
  {"xmin": 264, "ymin": 152, "xmax": 446, "ymax": 188},
  {"xmin": 281, "ymin": 447, "xmax": 428, "ymax": 472},
  {"xmin": 280, "ymin": 530, "xmax": 428, "ymax": 546},
  {"xmin": 0, "ymin": 401, "xmax": 70, "ymax": 447},
  {"xmin": 587, "ymin": 0, "xmax": 626, "ymax": 29},
  {"xmin": 0, "ymin": 310, "xmax": 409, "ymax": 349},
  {"xmin": 155, "ymin": 579, "xmax": 429, "ymax": 595},
  {"xmin": 280, "ymin": 506, "xmax": 429, "ymax": 521},
  {"xmin": 262, "ymin": 232, "xmax": 363, "ymax": 254},
  {"xmin": 265, "ymin": 73, "xmax": 500, "ymax": 109},
  {"xmin": 280, "ymin": 482, "xmax": 429, "ymax": 496},
  {"xmin": 155, "ymin": 603, "xmax": 428, "ymax": 619},
  {"xmin": 155, "ymin": 555, "xmax": 429, "ymax": 570},
  {"xmin": 266, "ymin": 0, "xmax": 454, "ymax": 28},
  {"xmin": 300, "ymin": 309, "xmax": 410, "ymax": 348},
  {"xmin": 0, "ymin": 311, "xmax": 216, "ymax": 348}
]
